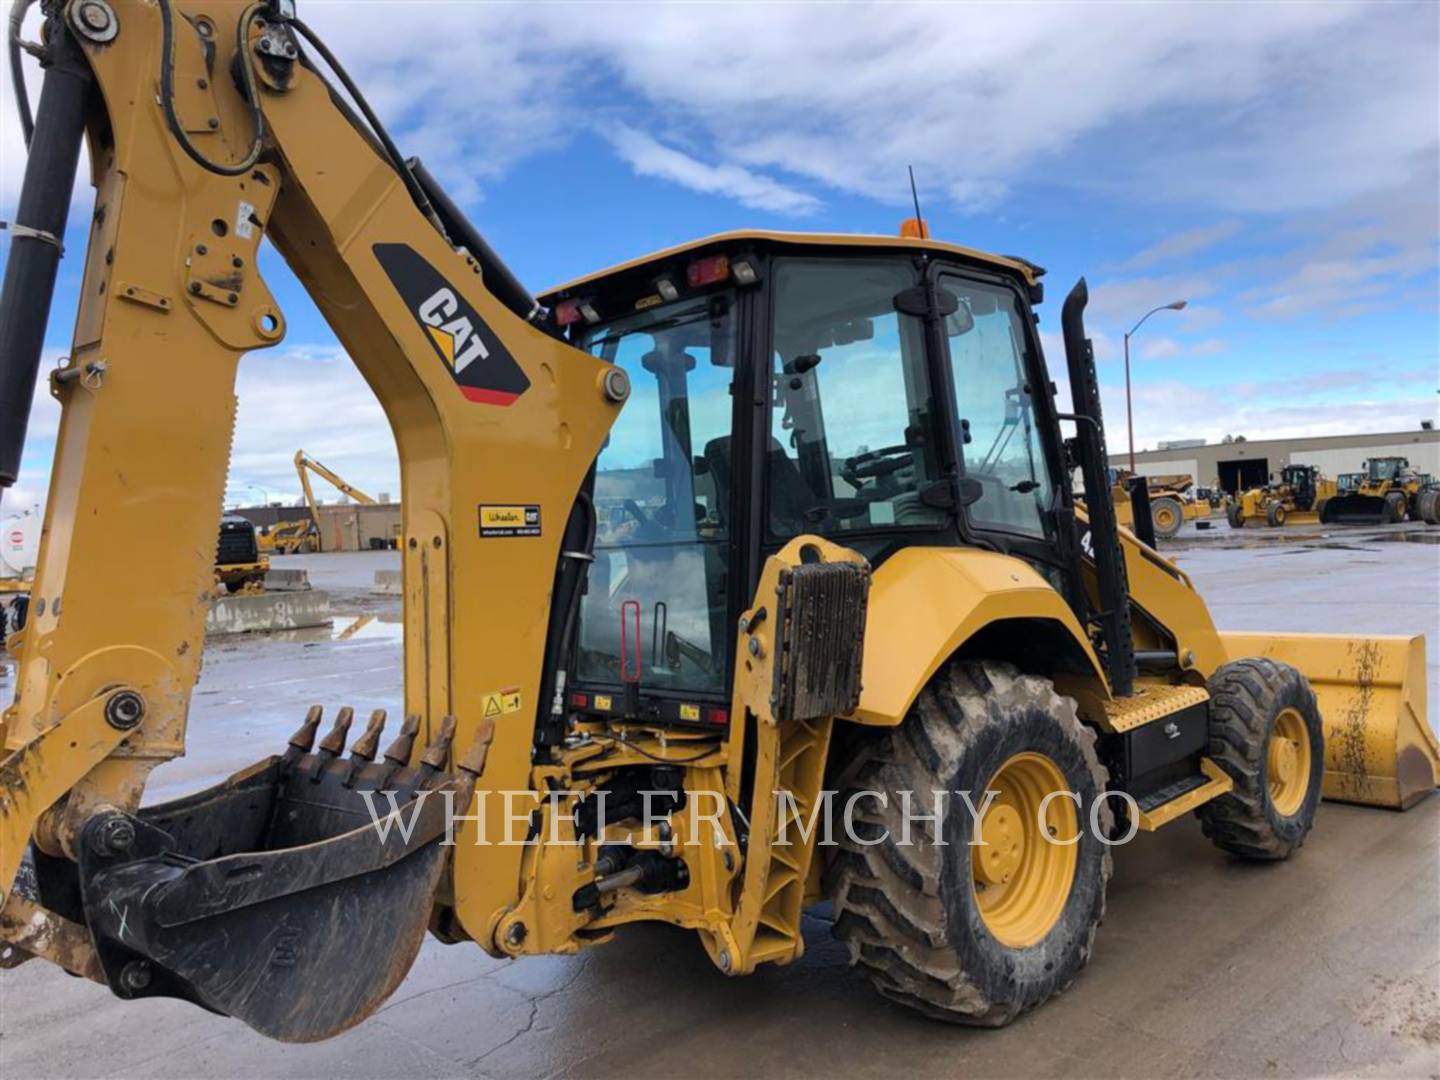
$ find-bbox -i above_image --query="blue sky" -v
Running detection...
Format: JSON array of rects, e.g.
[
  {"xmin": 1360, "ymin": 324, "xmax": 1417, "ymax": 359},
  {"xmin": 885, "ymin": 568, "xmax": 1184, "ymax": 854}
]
[{"xmin": 2, "ymin": 1, "xmax": 1436, "ymax": 511}]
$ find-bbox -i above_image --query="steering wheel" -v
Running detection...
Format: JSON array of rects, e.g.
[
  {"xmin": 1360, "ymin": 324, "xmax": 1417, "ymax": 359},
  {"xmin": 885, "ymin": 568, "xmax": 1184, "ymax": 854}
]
[{"xmin": 842, "ymin": 444, "xmax": 914, "ymax": 491}]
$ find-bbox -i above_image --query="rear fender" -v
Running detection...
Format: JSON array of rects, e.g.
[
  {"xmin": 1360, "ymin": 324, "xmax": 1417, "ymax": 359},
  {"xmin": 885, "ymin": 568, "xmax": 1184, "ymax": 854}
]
[{"xmin": 847, "ymin": 548, "xmax": 1107, "ymax": 726}]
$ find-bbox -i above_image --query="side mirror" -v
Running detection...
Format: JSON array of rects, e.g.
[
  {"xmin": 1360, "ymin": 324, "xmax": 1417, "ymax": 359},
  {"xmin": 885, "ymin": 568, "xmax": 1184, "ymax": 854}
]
[{"xmin": 944, "ymin": 302, "xmax": 975, "ymax": 338}]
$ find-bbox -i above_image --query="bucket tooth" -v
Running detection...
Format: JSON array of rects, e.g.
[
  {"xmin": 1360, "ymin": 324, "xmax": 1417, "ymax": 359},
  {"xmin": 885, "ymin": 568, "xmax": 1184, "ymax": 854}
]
[
  {"xmin": 457, "ymin": 716, "xmax": 497, "ymax": 780},
  {"xmin": 382, "ymin": 714, "xmax": 421, "ymax": 767},
  {"xmin": 419, "ymin": 715, "xmax": 458, "ymax": 784},
  {"xmin": 350, "ymin": 709, "xmax": 387, "ymax": 762},
  {"xmin": 340, "ymin": 710, "xmax": 387, "ymax": 788},
  {"xmin": 308, "ymin": 707, "xmax": 354, "ymax": 782},
  {"xmin": 375, "ymin": 714, "xmax": 421, "ymax": 789},
  {"xmin": 317, "ymin": 707, "xmax": 355, "ymax": 757},
  {"xmin": 284, "ymin": 705, "xmax": 324, "ymax": 760}
]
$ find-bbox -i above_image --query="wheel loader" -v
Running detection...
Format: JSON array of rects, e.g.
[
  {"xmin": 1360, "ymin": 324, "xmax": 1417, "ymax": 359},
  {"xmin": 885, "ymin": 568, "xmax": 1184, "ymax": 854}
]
[
  {"xmin": 1, "ymin": 0, "xmax": 1437, "ymax": 1044},
  {"xmin": 1227, "ymin": 464, "xmax": 1337, "ymax": 528},
  {"xmin": 1320, "ymin": 456, "xmax": 1431, "ymax": 524}
]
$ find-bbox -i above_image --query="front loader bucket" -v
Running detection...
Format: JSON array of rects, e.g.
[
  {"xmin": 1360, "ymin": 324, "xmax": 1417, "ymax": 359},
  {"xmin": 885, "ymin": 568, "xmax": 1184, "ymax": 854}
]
[
  {"xmin": 1221, "ymin": 633, "xmax": 1439, "ymax": 809},
  {"xmin": 63, "ymin": 709, "xmax": 492, "ymax": 1042},
  {"xmin": 1319, "ymin": 494, "xmax": 1389, "ymax": 524}
]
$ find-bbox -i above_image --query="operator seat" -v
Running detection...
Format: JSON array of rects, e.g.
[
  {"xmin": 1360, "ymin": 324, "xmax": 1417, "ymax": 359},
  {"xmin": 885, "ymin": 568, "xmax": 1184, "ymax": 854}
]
[{"xmin": 703, "ymin": 435, "xmax": 817, "ymax": 536}]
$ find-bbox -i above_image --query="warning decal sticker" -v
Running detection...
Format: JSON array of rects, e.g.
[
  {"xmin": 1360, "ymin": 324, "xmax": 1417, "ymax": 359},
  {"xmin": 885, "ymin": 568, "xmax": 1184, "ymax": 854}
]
[
  {"xmin": 481, "ymin": 687, "xmax": 523, "ymax": 720},
  {"xmin": 479, "ymin": 504, "xmax": 541, "ymax": 538}
]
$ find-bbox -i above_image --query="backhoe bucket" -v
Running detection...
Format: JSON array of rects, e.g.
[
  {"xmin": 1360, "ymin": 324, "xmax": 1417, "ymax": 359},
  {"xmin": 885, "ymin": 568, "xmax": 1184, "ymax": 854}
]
[
  {"xmin": 1319, "ymin": 494, "xmax": 1390, "ymax": 524},
  {"xmin": 1221, "ymin": 633, "xmax": 1439, "ymax": 809},
  {"xmin": 62, "ymin": 709, "xmax": 492, "ymax": 1042}
]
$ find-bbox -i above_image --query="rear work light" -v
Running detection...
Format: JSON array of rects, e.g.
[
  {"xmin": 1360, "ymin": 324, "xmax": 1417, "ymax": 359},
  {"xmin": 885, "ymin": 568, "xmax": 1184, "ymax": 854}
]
[{"xmin": 686, "ymin": 254, "xmax": 729, "ymax": 288}]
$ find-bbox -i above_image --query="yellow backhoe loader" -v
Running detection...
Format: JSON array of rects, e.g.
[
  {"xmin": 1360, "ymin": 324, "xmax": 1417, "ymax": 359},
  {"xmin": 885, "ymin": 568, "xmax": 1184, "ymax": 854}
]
[
  {"xmin": 1320, "ymin": 457, "xmax": 1432, "ymax": 525},
  {"xmin": 1, "ymin": 0, "xmax": 1436, "ymax": 1044},
  {"xmin": 1227, "ymin": 464, "xmax": 1337, "ymax": 528}
]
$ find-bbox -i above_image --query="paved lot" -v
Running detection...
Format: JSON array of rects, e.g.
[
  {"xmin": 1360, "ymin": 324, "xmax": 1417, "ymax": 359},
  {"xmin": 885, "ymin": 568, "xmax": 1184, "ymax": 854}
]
[{"xmin": 2, "ymin": 529, "xmax": 1437, "ymax": 1079}]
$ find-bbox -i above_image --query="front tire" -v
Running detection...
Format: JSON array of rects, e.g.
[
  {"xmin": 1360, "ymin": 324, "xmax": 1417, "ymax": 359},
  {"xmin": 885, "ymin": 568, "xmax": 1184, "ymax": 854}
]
[
  {"xmin": 1195, "ymin": 658, "xmax": 1323, "ymax": 860},
  {"xmin": 827, "ymin": 660, "xmax": 1111, "ymax": 1026},
  {"xmin": 1227, "ymin": 505, "xmax": 1245, "ymax": 528}
]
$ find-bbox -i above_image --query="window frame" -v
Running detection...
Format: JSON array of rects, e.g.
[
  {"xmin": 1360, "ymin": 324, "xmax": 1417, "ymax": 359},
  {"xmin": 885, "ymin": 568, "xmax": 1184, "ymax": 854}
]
[
  {"xmin": 758, "ymin": 252, "xmax": 957, "ymax": 552},
  {"xmin": 569, "ymin": 287, "xmax": 749, "ymax": 705},
  {"xmin": 929, "ymin": 258, "xmax": 1076, "ymax": 573}
]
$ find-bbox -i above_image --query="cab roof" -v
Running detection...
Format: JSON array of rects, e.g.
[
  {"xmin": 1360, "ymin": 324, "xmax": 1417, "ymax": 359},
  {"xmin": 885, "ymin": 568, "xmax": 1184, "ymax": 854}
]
[{"xmin": 538, "ymin": 229, "xmax": 1042, "ymax": 302}]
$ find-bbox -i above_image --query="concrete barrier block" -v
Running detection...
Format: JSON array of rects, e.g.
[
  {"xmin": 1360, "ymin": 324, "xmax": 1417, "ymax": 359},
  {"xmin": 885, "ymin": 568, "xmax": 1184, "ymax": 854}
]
[
  {"xmin": 263, "ymin": 568, "xmax": 311, "ymax": 592},
  {"xmin": 373, "ymin": 569, "xmax": 403, "ymax": 595},
  {"xmin": 208, "ymin": 590, "xmax": 332, "ymax": 635}
]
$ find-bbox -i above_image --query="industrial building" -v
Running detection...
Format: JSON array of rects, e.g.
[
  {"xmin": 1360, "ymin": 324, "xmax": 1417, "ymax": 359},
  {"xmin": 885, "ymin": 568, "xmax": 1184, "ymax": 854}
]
[
  {"xmin": 1115, "ymin": 426, "xmax": 1440, "ymax": 494},
  {"xmin": 231, "ymin": 501, "xmax": 402, "ymax": 552}
]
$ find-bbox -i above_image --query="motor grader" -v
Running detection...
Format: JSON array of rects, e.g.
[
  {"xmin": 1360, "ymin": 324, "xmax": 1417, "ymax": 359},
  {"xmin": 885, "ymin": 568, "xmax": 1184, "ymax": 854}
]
[
  {"xmin": 1321, "ymin": 456, "xmax": 1434, "ymax": 524},
  {"xmin": 1227, "ymin": 464, "xmax": 1337, "ymax": 528},
  {"xmin": 2, "ymin": 0, "xmax": 1437, "ymax": 1044}
]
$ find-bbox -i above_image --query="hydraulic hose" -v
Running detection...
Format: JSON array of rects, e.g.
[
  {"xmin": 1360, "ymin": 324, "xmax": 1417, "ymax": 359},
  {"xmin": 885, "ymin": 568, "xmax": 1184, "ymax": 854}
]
[
  {"xmin": 0, "ymin": 20, "xmax": 90, "ymax": 493},
  {"xmin": 7, "ymin": 0, "xmax": 35, "ymax": 146},
  {"xmin": 157, "ymin": 0, "xmax": 265, "ymax": 176}
]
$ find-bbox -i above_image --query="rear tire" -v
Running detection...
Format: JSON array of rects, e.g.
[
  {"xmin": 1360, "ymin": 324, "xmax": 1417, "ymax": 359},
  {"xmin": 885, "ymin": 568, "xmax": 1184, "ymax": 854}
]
[
  {"xmin": 1265, "ymin": 502, "xmax": 1286, "ymax": 527},
  {"xmin": 1419, "ymin": 490, "xmax": 1439, "ymax": 525},
  {"xmin": 1195, "ymin": 659, "xmax": 1323, "ymax": 861},
  {"xmin": 1150, "ymin": 497, "xmax": 1184, "ymax": 539},
  {"xmin": 828, "ymin": 660, "xmax": 1111, "ymax": 1026}
]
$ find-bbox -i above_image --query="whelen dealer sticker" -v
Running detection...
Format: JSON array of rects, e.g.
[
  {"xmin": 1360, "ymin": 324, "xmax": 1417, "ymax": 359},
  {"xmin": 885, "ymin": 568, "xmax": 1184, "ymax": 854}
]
[{"xmin": 479, "ymin": 504, "xmax": 541, "ymax": 538}]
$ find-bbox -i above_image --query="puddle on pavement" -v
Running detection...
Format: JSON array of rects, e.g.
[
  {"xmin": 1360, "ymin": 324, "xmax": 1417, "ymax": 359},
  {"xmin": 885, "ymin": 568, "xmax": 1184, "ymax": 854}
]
[{"xmin": 328, "ymin": 612, "xmax": 404, "ymax": 642}]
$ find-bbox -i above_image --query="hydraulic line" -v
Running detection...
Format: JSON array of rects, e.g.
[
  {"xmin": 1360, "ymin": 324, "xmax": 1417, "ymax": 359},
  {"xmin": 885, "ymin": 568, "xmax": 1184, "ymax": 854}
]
[
  {"xmin": 7, "ymin": 0, "xmax": 35, "ymax": 146},
  {"xmin": 0, "ymin": 19, "xmax": 90, "ymax": 492},
  {"xmin": 157, "ymin": 0, "xmax": 265, "ymax": 176}
]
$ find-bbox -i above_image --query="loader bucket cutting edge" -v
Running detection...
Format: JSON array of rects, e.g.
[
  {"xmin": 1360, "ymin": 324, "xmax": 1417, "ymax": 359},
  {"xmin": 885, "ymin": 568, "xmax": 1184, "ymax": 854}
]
[
  {"xmin": 1319, "ymin": 495, "xmax": 1392, "ymax": 525},
  {"xmin": 1220, "ymin": 632, "xmax": 1439, "ymax": 810}
]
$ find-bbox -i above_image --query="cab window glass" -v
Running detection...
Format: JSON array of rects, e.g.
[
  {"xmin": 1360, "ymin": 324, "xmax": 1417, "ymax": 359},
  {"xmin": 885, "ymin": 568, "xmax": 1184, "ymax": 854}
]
[
  {"xmin": 768, "ymin": 258, "xmax": 943, "ymax": 537},
  {"xmin": 941, "ymin": 275, "xmax": 1053, "ymax": 538},
  {"xmin": 573, "ymin": 294, "xmax": 736, "ymax": 694}
]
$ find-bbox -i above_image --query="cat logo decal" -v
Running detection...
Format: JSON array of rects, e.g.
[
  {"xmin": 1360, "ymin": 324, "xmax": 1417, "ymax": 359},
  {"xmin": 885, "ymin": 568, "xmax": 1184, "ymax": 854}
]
[{"xmin": 374, "ymin": 243, "xmax": 530, "ymax": 406}]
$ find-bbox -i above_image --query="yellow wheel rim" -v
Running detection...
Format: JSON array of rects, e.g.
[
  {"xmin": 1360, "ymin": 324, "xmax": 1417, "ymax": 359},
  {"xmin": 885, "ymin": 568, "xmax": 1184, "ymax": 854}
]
[
  {"xmin": 1267, "ymin": 707, "xmax": 1311, "ymax": 817},
  {"xmin": 1155, "ymin": 505, "xmax": 1179, "ymax": 530},
  {"xmin": 971, "ymin": 752, "xmax": 1078, "ymax": 948}
]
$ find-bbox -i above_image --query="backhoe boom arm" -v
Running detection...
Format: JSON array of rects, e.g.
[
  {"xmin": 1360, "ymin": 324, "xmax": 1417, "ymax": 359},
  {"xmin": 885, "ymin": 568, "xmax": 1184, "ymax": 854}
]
[{"xmin": 0, "ymin": 0, "xmax": 622, "ymax": 1035}]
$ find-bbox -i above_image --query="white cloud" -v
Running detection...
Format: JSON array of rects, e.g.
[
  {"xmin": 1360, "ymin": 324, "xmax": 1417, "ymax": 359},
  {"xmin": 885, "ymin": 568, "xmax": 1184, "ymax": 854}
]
[
  {"xmin": 607, "ymin": 125, "xmax": 819, "ymax": 215},
  {"xmin": 1139, "ymin": 337, "xmax": 1182, "ymax": 361},
  {"xmin": 1114, "ymin": 223, "xmax": 1242, "ymax": 272}
]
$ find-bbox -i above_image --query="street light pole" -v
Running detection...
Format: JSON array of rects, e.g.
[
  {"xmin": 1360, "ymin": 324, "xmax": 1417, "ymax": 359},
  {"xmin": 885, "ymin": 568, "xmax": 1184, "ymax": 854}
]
[{"xmin": 1123, "ymin": 300, "xmax": 1188, "ymax": 472}]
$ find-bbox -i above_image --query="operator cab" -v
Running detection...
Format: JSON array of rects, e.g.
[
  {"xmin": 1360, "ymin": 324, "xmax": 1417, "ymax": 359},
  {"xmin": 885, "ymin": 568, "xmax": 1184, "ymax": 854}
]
[{"xmin": 542, "ymin": 232, "xmax": 1070, "ymax": 726}]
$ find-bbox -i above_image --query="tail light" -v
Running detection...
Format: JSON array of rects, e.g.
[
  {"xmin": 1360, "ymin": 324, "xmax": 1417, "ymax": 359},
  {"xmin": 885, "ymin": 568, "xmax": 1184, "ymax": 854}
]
[{"xmin": 686, "ymin": 254, "xmax": 729, "ymax": 287}]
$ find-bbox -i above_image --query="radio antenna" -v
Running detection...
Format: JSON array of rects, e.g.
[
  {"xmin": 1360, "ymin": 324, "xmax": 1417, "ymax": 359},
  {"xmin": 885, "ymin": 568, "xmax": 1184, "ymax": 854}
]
[{"xmin": 907, "ymin": 165, "xmax": 925, "ymax": 237}]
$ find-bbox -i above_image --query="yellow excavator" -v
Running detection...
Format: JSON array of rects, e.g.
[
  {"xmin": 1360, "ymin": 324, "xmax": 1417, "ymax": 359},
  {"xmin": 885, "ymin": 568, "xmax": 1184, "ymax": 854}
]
[
  {"xmin": 1, "ymin": 0, "xmax": 1436, "ymax": 1044},
  {"xmin": 255, "ymin": 516, "xmax": 317, "ymax": 555},
  {"xmin": 294, "ymin": 448, "xmax": 393, "ymax": 550}
]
